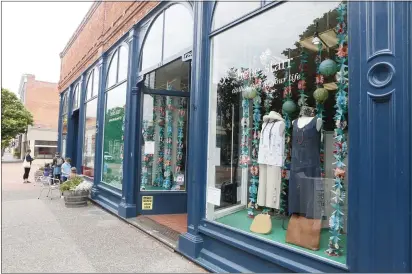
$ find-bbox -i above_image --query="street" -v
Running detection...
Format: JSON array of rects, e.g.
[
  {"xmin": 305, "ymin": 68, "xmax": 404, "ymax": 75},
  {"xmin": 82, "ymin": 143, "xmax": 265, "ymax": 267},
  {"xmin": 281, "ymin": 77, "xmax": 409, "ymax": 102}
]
[{"xmin": 1, "ymin": 162, "xmax": 206, "ymax": 273}]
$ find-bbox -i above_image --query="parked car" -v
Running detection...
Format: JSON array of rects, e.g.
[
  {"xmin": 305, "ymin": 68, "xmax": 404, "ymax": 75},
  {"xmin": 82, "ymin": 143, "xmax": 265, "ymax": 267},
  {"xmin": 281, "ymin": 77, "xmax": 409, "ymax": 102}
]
[{"xmin": 104, "ymin": 152, "xmax": 113, "ymax": 162}]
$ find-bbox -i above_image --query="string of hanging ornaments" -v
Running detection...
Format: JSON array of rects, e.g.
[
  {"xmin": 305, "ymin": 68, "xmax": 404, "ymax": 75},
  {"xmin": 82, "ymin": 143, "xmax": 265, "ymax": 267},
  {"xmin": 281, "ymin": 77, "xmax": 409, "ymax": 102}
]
[
  {"xmin": 141, "ymin": 119, "xmax": 154, "ymax": 190},
  {"xmin": 326, "ymin": 2, "xmax": 348, "ymax": 257},
  {"xmin": 163, "ymin": 83, "xmax": 174, "ymax": 190},
  {"xmin": 154, "ymin": 95, "xmax": 165, "ymax": 187},
  {"xmin": 238, "ymin": 68, "xmax": 266, "ymax": 217},
  {"xmin": 175, "ymin": 98, "xmax": 185, "ymax": 178},
  {"xmin": 280, "ymin": 53, "xmax": 296, "ymax": 215}
]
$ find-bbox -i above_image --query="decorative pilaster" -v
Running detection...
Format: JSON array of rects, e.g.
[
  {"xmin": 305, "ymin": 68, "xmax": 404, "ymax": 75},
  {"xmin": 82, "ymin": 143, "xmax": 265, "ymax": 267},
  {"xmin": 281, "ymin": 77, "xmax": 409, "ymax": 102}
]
[
  {"xmin": 118, "ymin": 26, "xmax": 139, "ymax": 218},
  {"xmin": 91, "ymin": 55, "xmax": 107, "ymax": 199}
]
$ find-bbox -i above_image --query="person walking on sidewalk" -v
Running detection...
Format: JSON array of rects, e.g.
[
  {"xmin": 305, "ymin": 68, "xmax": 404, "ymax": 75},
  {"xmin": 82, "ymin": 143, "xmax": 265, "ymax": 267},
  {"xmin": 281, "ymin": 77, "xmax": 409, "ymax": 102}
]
[
  {"xmin": 52, "ymin": 152, "xmax": 64, "ymax": 182},
  {"xmin": 22, "ymin": 149, "xmax": 34, "ymax": 183}
]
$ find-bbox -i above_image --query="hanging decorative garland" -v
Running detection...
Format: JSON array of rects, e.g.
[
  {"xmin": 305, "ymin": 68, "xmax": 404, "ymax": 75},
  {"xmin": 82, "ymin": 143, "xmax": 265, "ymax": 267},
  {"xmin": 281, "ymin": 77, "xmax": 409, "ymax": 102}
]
[
  {"xmin": 141, "ymin": 120, "xmax": 150, "ymax": 190},
  {"xmin": 297, "ymin": 50, "xmax": 309, "ymax": 108},
  {"xmin": 314, "ymin": 40, "xmax": 327, "ymax": 221},
  {"xmin": 163, "ymin": 83, "xmax": 174, "ymax": 190},
  {"xmin": 280, "ymin": 60, "xmax": 295, "ymax": 215},
  {"xmin": 154, "ymin": 95, "xmax": 165, "ymax": 187},
  {"xmin": 175, "ymin": 98, "xmax": 185, "ymax": 176},
  {"xmin": 326, "ymin": 2, "xmax": 348, "ymax": 257}
]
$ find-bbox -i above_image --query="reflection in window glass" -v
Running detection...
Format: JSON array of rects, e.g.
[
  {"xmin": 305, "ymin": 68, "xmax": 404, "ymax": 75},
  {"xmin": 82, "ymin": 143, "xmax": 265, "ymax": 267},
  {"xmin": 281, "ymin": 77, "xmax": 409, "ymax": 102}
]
[
  {"xmin": 93, "ymin": 68, "xmax": 100, "ymax": 97},
  {"xmin": 163, "ymin": 4, "xmax": 193, "ymax": 60},
  {"xmin": 207, "ymin": 2, "xmax": 348, "ymax": 263},
  {"xmin": 86, "ymin": 72, "xmax": 93, "ymax": 100},
  {"xmin": 73, "ymin": 84, "xmax": 80, "ymax": 109},
  {"xmin": 107, "ymin": 51, "xmax": 119, "ymax": 88},
  {"xmin": 144, "ymin": 58, "xmax": 190, "ymax": 92},
  {"xmin": 118, "ymin": 46, "xmax": 129, "ymax": 82},
  {"xmin": 62, "ymin": 92, "xmax": 68, "ymax": 114},
  {"xmin": 212, "ymin": 1, "xmax": 260, "ymax": 31},
  {"xmin": 141, "ymin": 14, "xmax": 164, "ymax": 71},
  {"xmin": 102, "ymin": 83, "xmax": 127, "ymax": 189},
  {"xmin": 82, "ymin": 98, "xmax": 98, "ymax": 178}
]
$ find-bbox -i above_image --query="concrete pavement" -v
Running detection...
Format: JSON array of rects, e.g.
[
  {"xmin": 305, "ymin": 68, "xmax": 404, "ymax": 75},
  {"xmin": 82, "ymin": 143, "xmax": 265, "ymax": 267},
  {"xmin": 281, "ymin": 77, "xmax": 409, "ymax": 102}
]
[{"xmin": 1, "ymin": 162, "xmax": 206, "ymax": 273}]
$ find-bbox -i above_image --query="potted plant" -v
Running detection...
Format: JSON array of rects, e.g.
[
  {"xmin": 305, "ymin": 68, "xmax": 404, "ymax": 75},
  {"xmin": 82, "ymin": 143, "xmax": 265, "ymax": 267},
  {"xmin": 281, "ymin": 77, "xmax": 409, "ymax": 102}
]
[{"xmin": 60, "ymin": 177, "xmax": 93, "ymax": 208}]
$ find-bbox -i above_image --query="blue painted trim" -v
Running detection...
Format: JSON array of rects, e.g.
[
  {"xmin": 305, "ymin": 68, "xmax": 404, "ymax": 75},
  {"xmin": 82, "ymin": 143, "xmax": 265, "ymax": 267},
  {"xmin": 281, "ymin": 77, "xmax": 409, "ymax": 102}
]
[
  {"xmin": 118, "ymin": 26, "xmax": 139, "ymax": 219},
  {"xmin": 91, "ymin": 55, "xmax": 107, "ymax": 200},
  {"xmin": 76, "ymin": 74, "xmax": 87, "ymax": 171},
  {"xmin": 97, "ymin": 182, "xmax": 122, "ymax": 198},
  {"xmin": 57, "ymin": 92, "xmax": 64, "ymax": 152},
  {"xmin": 65, "ymin": 85, "xmax": 74, "ymax": 160},
  {"xmin": 178, "ymin": 0, "xmax": 211, "ymax": 259},
  {"xmin": 143, "ymin": 89, "xmax": 190, "ymax": 98}
]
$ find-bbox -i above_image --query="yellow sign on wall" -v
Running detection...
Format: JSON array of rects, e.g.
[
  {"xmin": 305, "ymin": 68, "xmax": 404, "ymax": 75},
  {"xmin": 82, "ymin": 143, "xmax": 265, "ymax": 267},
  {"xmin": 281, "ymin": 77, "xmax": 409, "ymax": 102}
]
[{"xmin": 142, "ymin": 196, "xmax": 153, "ymax": 210}]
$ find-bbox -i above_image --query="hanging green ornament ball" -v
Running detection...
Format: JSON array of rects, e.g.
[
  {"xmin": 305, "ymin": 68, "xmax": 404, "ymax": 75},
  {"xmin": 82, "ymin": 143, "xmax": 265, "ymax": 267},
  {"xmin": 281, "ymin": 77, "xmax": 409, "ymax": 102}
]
[
  {"xmin": 282, "ymin": 100, "xmax": 297, "ymax": 114},
  {"xmin": 319, "ymin": 59, "xmax": 337, "ymax": 76},
  {"xmin": 313, "ymin": 88, "xmax": 329, "ymax": 103},
  {"xmin": 242, "ymin": 86, "xmax": 257, "ymax": 99}
]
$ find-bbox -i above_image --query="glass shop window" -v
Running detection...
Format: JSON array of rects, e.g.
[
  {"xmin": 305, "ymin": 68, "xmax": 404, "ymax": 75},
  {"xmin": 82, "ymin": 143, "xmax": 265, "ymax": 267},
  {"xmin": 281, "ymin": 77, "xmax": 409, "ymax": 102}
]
[
  {"xmin": 82, "ymin": 68, "xmax": 99, "ymax": 178},
  {"xmin": 101, "ymin": 46, "xmax": 129, "ymax": 189},
  {"xmin": 206, "ymin": 1, "xmax": 349, "ymax": 264}
]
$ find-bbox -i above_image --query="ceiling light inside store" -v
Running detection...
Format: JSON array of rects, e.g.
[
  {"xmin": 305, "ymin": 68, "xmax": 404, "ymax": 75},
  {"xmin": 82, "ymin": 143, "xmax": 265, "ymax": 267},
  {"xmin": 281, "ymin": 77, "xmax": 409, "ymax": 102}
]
[{"xmin": 299, "ymin": 29, "xmax": 338, "ymax": 52}]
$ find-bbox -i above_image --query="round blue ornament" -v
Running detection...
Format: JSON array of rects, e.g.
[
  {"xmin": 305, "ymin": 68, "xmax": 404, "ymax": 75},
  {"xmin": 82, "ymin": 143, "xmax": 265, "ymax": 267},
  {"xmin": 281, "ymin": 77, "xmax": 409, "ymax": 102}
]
[
  {"xmin": 282, "ymin": 100, "xmax": 297, "ymax": 114},
  {"xmin": 319, "ymin": 59, "xmax": 337, "ymax": 76}
]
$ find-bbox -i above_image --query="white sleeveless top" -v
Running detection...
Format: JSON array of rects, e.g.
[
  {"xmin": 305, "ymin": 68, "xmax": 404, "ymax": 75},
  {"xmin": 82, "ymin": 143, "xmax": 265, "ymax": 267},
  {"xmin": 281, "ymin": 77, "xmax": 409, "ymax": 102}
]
[{"xmin": 258, "ymin": 121, "xmax": 284, "ymax": 166}]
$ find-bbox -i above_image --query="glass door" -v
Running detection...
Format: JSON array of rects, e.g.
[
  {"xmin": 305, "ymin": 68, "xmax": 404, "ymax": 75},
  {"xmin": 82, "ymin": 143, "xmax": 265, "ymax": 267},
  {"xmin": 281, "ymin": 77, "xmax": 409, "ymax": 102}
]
[{"xmin": 138, "ymin": 58, "xmax": 191, "ymax": 214}]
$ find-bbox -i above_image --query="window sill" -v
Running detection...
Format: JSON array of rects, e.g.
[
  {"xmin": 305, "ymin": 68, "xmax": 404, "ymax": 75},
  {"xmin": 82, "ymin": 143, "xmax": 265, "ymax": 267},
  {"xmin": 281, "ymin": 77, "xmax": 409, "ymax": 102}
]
[{"xmin": 199, "ymin": 219, "xmax": 349, "ymax": 273}]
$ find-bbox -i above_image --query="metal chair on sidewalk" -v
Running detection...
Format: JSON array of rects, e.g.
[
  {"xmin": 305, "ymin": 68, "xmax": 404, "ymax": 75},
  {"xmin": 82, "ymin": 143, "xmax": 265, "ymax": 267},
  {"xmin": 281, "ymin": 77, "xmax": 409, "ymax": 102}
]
[{"xmin": 37, "ymin": 176, "xmax": 61, "ymax": 200}]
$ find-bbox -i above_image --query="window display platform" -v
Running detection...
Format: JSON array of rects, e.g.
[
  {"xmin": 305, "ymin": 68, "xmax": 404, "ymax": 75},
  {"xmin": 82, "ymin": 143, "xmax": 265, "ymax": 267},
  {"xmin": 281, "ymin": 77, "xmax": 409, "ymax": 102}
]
[{"xmin": 216, "ymin": 209, "xmax": 346, "ymax": 264}]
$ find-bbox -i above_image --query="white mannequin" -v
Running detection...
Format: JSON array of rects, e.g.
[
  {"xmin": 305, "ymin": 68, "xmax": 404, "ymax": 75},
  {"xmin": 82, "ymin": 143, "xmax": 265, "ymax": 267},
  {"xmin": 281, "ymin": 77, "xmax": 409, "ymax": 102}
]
[{"xmin": 258, "ymin": 111, "xmax": 285, "ymax": 209}]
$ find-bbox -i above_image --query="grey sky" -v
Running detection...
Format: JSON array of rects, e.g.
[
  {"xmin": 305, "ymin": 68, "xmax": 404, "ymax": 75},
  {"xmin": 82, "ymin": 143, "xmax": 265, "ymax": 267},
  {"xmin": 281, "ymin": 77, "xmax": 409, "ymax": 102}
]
[{"xmin": 2, "ymin": 1, "xmax": 93, "ymax": 95}]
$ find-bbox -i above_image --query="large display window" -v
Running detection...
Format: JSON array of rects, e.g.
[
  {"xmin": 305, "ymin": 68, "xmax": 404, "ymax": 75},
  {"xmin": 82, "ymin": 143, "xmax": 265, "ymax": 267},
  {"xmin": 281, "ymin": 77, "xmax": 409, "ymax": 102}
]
[
  {"xmin": 101, "ymin": 45, "xmax": 129, "ymax": 189},
  {"xmin": 72, "ymin": 83, "xmax": 80, "ymax": 110},
  {"xmin": 206, "ymin": 1, "xmax": 348, "ymax": 264},
  {"xmin": 138, "ymin": 3, "xmax": 193, "ymax": 192},
  {"xmin": 82, "ymin": 67, "xmax": 99, "ymax": 178}
]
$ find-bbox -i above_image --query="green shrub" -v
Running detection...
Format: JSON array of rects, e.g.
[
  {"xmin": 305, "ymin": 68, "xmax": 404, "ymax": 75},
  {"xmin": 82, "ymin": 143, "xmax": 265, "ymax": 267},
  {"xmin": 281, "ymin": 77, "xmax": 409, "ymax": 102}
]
[{"xmin": 60, "ymin": 176, "xmax": 83, "ymax": 192}]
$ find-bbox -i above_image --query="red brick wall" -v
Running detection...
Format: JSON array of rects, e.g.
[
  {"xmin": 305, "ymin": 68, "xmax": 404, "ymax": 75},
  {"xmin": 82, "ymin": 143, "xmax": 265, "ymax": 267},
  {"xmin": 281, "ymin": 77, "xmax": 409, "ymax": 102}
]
[
  {"xmin": 25, "ymin": 75, "xmax": 59, "ymax": 129},
  {"xmin": 59, "ymin": 1, "xmax": 159, "ymax": 92}
]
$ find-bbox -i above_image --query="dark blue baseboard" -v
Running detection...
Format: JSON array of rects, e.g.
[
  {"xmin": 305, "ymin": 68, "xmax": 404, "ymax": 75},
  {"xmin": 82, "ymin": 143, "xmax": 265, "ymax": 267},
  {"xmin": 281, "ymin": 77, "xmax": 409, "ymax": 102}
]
[
  {"xmin": 118, "ymin": 199, "xmax": 137, "ymax": 218},
  {"xmin": 176, "ymin": 220, "xmax": 349, "ymax": 273}
]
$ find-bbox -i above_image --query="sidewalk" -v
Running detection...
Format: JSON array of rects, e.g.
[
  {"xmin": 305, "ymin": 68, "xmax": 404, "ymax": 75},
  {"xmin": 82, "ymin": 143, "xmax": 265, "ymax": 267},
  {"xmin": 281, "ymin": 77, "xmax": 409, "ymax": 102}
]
[{"xmin": 1, "ymin": 162, "xmax": 206, "ymax": 273}]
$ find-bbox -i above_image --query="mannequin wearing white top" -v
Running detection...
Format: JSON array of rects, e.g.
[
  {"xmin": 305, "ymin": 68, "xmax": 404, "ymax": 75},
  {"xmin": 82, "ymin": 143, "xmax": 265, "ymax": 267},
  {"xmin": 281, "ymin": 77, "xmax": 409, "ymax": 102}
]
[{"xmin": 257, "ymin": 111, "xmax": 285, "ymax": 210}]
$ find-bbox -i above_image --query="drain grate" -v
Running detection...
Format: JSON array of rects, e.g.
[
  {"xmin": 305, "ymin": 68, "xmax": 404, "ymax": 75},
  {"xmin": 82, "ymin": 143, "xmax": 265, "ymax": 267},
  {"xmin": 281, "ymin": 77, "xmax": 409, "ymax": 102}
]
[{"xmin": 133, "ymin": 216, "xmax": 180, "ymax": 246}]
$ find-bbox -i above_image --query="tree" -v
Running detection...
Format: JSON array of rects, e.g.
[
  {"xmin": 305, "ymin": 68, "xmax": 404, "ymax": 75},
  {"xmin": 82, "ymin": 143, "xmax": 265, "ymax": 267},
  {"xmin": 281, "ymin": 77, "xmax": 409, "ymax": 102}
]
[{"xmin": 1, "ymin": 88, "xmax": 33, "ymax": 154}]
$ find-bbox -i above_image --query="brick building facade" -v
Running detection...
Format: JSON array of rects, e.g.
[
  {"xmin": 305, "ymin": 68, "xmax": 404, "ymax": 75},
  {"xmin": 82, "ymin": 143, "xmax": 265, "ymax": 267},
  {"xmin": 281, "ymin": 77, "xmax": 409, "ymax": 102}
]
[
  {"xmin": 58, "ymin": 1, "xmax": 158, "ymax": 93},
  {"xmin": 16, "ymin": 74, "xmax": 59, "ymax": 159},
  {"xmin": 56, "ymin": 1, "xmax": 412, "ymax": 273}
]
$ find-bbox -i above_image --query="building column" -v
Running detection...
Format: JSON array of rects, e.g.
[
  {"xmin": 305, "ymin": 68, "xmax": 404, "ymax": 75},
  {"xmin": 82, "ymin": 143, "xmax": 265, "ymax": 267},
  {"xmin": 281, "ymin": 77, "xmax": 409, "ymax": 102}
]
[
  {"xmin": 91, "ymin": 55, "xmax": 107, "ymax": 199},
  {"xmin": 76, "ymin": 74, "xmax": 87, "ymax": 172},
  {"xmin": 57, "ymin": 93, "xmax": 63, "ymax": 153},
  {"xmin": 178, "ymin": 1, "xmax": 211, "ymax": 258},
  {"xmin": 65, "ymin": 85, "xmax": 74, "ymax": 159},
  {"xmin": 118, "ymin": 26, "xmax": 139, "ymax": 218}
]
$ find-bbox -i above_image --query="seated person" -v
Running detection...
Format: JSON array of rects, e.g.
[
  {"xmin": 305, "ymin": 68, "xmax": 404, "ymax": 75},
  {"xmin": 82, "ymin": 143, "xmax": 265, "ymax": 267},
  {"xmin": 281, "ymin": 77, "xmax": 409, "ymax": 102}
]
[{"xmin": 69, "ymin": 167, "xmax": 78, "ymax": 179}]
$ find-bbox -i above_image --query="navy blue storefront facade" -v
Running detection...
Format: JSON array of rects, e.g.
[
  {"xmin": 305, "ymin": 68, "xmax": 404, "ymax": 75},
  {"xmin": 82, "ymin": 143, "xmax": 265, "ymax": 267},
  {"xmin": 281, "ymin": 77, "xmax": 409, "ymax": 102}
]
[{"xmin": 58, "ymin": 1, "xmax": 412, "ymax": 272}]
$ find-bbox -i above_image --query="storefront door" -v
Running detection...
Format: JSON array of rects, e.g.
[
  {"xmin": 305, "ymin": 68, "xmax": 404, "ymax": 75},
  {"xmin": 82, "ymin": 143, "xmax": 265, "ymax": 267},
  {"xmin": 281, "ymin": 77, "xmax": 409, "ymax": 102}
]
[{"xmin": 137, "ymin": 58, "xmax": 191, "ymax": 215}]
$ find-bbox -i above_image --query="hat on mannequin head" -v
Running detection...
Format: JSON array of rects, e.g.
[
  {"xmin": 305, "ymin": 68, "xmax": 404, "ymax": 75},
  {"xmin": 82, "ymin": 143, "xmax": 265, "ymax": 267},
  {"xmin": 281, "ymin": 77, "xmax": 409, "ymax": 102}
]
[{"xmin": 263, "ymin": 111, "xmax": 284, "ymax": 122}]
